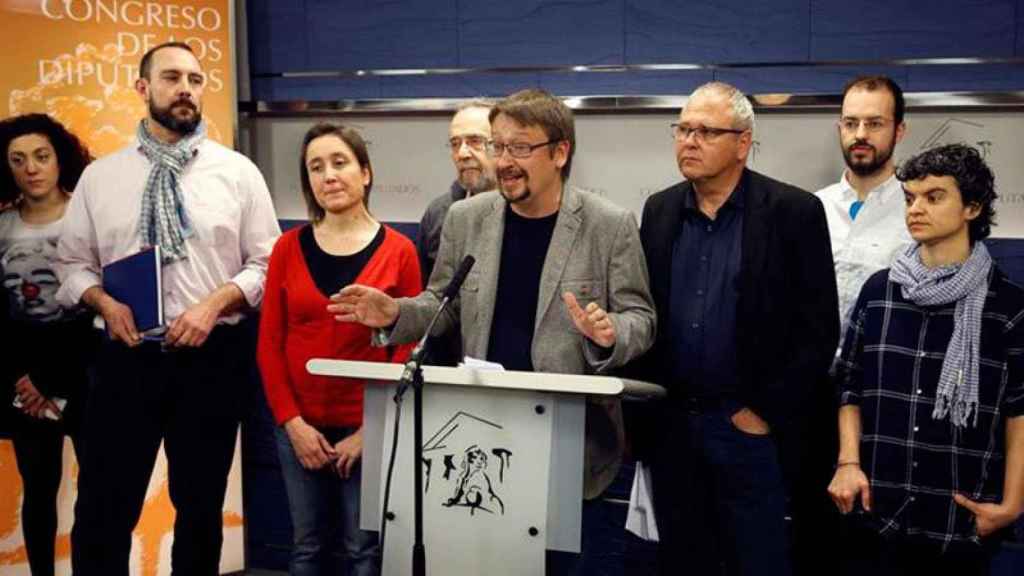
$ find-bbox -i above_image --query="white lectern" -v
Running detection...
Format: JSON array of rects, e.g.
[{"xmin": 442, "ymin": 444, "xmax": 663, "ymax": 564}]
[{"xmin": 307, "ymin": 359, "xmax": 664, "ymax": 576}]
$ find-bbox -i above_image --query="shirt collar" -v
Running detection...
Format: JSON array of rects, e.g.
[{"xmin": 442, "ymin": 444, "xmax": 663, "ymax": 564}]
[
  {"xmin": 682, "ymin": 180, "xmax": 746, "ymax": 216},
  {"xmin": 839, "ymin": 171, "xmax": 901, "ymax": 203}
]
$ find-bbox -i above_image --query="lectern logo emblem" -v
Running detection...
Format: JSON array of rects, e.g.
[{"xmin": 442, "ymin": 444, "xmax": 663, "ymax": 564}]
[{"xmin": 423, "ymin": 411, "xmax": 513, "ymax": 516}]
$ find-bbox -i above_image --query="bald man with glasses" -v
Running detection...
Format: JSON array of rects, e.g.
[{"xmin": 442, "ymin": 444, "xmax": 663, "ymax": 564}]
[{"xmin": 632, "ymin": 81, "xmax": 839, "ymax": 575}]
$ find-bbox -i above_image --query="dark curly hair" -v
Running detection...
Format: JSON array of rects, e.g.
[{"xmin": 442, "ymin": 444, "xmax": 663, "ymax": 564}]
[
  {"xmin": 0, "ymin": 113, "xmax": 93, "ymax": 205},
  {"xmin": 896, "ymin": 143, "xmax": 996, "ymax": 242}
]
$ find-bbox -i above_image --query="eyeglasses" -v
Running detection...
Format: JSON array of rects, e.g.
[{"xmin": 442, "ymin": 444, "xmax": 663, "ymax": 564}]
[
  {"xmin": 670, "ymin": 123, "xmax": 746, "ymax": 142},
  {"xmin": 838, "ymin": 117, "xmax": 891, "ymax": 133},
  {"xmin": 486, "ymin": 139, "xmax": 557, "ymax": 158},
  {"xmin": 447, "ymin": 135, "xmax": 488, "ymax": 152}
]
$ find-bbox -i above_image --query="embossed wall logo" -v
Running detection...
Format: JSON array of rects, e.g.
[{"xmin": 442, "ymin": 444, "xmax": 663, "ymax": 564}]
[
  {"xmin": 750, "ymin": 140, "xmax": 761, "ymax": 165},
  {"xmin": 921, "ymin": 119, "xmax": 991, "ymax": 158},
  {"xmin": 423, "ymin": 411, "xmax": 513, "ymax": 516}
]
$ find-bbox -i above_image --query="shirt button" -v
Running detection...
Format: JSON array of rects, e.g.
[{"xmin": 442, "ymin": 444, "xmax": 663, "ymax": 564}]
[
  {"xmin": 917, "ymin": 389, "xmax": 923, "ymax": 394},
  {"xmin": 913, "ymin": 461, "xmax": 918, "ymax": 468},
  {"xmin": 919, "ymin": 351, "xmax": 927, "ymax": 358},
  {"xmin": 691, "ymin": 322, "xmax": 700, "ymax": 329},
  {"xmin": 706, "ymin": 225, "xmax": 713, "ymax": 232},
  {"xmin": 909, "ymin": 496, "xmax": 916, "ymax": 502},
  {"xmin": 697, "ymin": 290, "xmax": 704, "ymax": 296},
  {"xmin": 700, "ymin": 256, "xmax": 708, "ymax": 262},
  {"xmin": 913, "ymin": 426, "xmax": 919, "ymax": 432}
]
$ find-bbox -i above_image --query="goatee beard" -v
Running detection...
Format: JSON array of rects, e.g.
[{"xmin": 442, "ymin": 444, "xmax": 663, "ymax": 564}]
[
  {"xmin": 150, "ymin": 100, "xmax": 202, "ymax": 136},
  {"xmin": 500, "ymin": 185, "xmax": 531, "ymax": 205}
]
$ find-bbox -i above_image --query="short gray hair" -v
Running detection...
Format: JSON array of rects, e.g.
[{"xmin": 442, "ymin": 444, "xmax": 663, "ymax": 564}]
[
  {"xmin": 687, "ymin": 81, "xmax": 755, "ymax": 134},
  {"xmin": 455, "ymin": 99, "xmax": 495, "ymax": 114}
]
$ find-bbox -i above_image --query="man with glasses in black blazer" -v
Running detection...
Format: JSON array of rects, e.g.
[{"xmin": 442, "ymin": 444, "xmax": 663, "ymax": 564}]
[{"xmin": 633, "ymin": 81, "xmax": 839, "ymax": 576}]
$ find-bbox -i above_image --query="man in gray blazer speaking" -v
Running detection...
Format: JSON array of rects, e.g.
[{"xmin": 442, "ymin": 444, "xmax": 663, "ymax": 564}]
[{"xmin": 330, "ymin": 88, "xmax": 656, "ymax": 573}]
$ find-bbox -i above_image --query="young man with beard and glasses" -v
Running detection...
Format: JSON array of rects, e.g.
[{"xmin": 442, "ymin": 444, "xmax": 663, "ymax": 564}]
[
  {"xmin": 816, "ymin": 76, "xmax": 912, "ymax": 340},
  {"xmin": 801, "ymin": 75, "xmax": 914, "ymax": 576},
  {"xmin": 330, "ymin": 88, "xmax": 656, "ymax": 575},
  {"xmin": 56, "ymin": 42, "xmax": 281, "ymax": 575},
  {"xmin": 414, "ymin": 101, "xmax": 497, "ymax": 366},
  {"xmin": 632, "ymin": 81, "xmax": 839, "ymax": 576},
  {"xmin": 828, "ymin": 144, "xmax": 1024, "ymax": 575}
]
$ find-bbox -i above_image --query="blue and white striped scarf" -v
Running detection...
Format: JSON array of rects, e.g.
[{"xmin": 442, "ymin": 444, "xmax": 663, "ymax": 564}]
[
  {"xmin": 137, "ymin": 119, "xmax": 205, "ymax": 263},
  {"xmin": 889, "ymin": 241, "xmax": 992, "ymax": 428}
]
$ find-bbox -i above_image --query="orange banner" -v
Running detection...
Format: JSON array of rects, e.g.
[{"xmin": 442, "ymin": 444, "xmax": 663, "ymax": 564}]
[{"xmin": 0, "ymin": 0, "xmax": 234, "ymax": 156}]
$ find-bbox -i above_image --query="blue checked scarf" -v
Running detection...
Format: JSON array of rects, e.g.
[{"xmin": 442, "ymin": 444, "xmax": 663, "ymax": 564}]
[
  {"xmin": 889, "ymin": 241, "xmax": 992, "ymax": 428},
  {"xmin": 137, "ymin": 119, "xmax": 206, "ymax": 263}
]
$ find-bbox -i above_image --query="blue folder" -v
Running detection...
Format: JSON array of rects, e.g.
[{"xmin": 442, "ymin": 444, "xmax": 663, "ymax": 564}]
[{"xmin": 101, "ymin": 246, "xmax": 164, "ymax": 334}]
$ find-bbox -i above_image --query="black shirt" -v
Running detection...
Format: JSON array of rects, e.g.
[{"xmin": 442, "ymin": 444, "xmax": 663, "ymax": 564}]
[
  {"xmin": 670, "ymin": 184, "xmax": 744, "ymax": 401},
  {"xmin": 486, "ymin": 206, "xmax": 559, "ymax": 371},
  {"xmin": 299, "ymin": 224, "xmax": 385, "ymax": 296}
]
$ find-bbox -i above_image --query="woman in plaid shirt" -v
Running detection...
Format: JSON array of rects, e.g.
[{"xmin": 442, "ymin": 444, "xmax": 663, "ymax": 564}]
[{"xmin": 828, "ymin": 144, "xmax": 1024, "ymax": 575}]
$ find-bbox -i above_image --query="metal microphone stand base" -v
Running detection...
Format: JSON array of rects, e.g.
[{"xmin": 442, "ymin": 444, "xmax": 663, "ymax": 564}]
[{"xmin": 410, "ymin": 363, "xmax": 426, "ymax": 576}]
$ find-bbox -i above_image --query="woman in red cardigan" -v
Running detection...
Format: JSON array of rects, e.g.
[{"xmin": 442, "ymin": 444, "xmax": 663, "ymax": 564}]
[{"xmin": 257, "ymin": 122, "xmax": 421, "ymax": 576}]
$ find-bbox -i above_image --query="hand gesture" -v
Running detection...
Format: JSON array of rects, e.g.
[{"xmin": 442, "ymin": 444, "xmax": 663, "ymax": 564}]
[
  {"xmin": 953, "ymin": 493, "xmax": 1022, "ymax": 537},
  {"xmin": 333, "ymin": 428, "xmax": 364, "ymax": 479},
  {"xmin": 165, "ymin": 299, "xmax": 219, "ymax": 347},
  {"xmin": 329, "ymin": 285, "xmax": 399, "ymax": 327},
  {"xmin": 284, "ymin": 417, "xmax": 337, "ymax": 470},
  {"xmin": 14, "ymin": 375, "xmax": 62, "ymax": 420},
  {"xmin": 562, "ymin": 292, "xmax": 615, "ymax": 348},
  {"xmin": 828, "ymin": 464, "xmax": 871, "ymax": 514},
  {"xmin": 98, "ymin": 294, "xmax": 141, "ymax": 346},
  {"xmin": 730, "ymin": 407, "xmax": 771, "ymax": 435}
]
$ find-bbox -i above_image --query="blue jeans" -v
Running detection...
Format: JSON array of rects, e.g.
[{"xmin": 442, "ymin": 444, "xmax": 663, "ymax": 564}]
[
  {"xmin": 275, "ymin": 425, "xmax": 380, "ymax": 576},
  {"xmin": 658, "ymin": 407, "xmax": 792, "ymax": 576}
]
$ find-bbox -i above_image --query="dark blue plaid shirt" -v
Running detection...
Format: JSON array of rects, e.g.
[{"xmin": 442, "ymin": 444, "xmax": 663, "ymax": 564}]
[{"xmin": 836, "ymin": 266, "xmax": 1024, "ymax": 549}]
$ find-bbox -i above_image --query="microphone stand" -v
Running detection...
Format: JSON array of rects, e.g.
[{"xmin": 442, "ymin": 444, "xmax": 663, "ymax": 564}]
[
  {"xmin": 394, "ymin": 294, "xmax": 451, "ymax": 576},
  {"xmin": 391, "ymin": 253, "xmax": 473, "ymax": 576}
]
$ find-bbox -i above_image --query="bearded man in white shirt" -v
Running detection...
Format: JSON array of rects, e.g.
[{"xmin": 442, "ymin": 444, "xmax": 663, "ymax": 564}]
[
  {"xmin": 56, "ymin": 42, "xmax": 280, "ymax": 576},
  {"xmin": 790, "ymin": 76, "xmax": 914, "ymax": 576},
  {"xmin": 816, "ymin": 76, "xmax": 912, "ymax": 338}
]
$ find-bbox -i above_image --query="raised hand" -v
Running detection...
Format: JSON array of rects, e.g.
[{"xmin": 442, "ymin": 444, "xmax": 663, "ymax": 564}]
[
  {"xmin": 562, "ymin": 291, "xmax": 615, "ymax": 348},
  {"xmin": 328, "ymin": 284, "xmax": 400, "ymax": 327}
]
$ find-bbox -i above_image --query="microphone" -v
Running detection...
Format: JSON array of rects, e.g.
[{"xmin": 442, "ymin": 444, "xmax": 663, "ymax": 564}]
[
  {"xmin": 397, "ymin": 254, "xmax": 476, "ymax": 396},
  {"xmin": 442, "ymin": 255, "xmax": 476, "ymax": 301}
]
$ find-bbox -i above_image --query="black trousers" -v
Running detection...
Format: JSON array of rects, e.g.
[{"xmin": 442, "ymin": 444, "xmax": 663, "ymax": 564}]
[
  {"xmin": 11, "ymin": 413, "xmax": 81, "ymax": 576},
  {"xmin": 6, "ymin": 317, "xmax": 93, "ymax": 576},
  {"xmin": 654, "ymin": 406, "xmax": 792, "ymax": 576},
  {"xmin": 841, "ymin": 518, "xmax": 995, "ymax": 576},
  {"xmin": 71, "ymin": 324, "xmax": 249, "ymax": 576}
]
